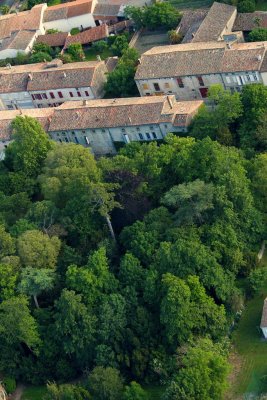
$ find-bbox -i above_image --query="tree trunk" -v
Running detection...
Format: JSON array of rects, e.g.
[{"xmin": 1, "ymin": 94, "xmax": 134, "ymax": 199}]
[
  {"xmin": 33, "ymin": 294, "xmax": 39, "ymax": 308},
  {"xmin": 105, "ymin": 214, "xmax": 116, "ymax": 242}
]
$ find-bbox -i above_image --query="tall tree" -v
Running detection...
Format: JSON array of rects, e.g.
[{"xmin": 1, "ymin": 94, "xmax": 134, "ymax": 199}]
[
  {"xmin": 18, "ymin": 267, "xmax": 55, "ymax": 308},
  {"xmin": 5, "ymin": 116, "xmax": 52, "ymax": 178}
]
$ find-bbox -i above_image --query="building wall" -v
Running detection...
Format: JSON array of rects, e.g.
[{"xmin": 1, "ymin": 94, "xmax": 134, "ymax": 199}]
[
  {"xmin": 219, "ymin": 9, "xmax": 237, "ymax": 40},
  {"xmin": 222, "ymin": 70, "xmax": 262, "ymax": 91},
  {"xmin": 0, "ymin": 91, "xmax": 34, "ymax": 110},
  {"xmin": 29, "ymin": 86, "xmax": 95, "ymax": 108},
  {"xmin": 43, "ymin": 13, "xmax": 96, "ymax": 32},
  {"xmin": 136, "ymin": 70, "xmax": 263, "ymax": 100},
  {"xmin": 136, "ymin": 74, "xmax": 224, "ymax": 100},
  {"xmin": 49, "ymin": 122, "xmax": 188, "ymax": 155}
]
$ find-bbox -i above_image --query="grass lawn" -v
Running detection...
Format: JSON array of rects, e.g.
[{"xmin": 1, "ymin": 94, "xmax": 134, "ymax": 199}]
[
  {"xmin": 168, "ymin": 0, "xmax": 212, "ymax": 9},
  {"xmin": 144, "ymin": 385, "xmax": 166, "ymax": 399},
  {"xmin": 256, "ymin": 0, "xmax": 267, "ymax": 11},
  {"xmin": 21, "ymin": 386, "xmax": 47, "ymax": 400},
  {"xmin": 84, "ymin": 48, "xmax": 113, "ymax": 61},
  {"xmin": 231, "ymin": 253, "xmax": 267, "ymax": 397}
]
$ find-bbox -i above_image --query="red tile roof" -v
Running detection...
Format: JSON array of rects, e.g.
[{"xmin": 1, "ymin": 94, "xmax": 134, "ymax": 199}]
[
  {"xmin": 43, "ymin": 0, "xmax": 94, "ymax": 22},
  {"xmin": 64, "ymin": 24, "xmax": 109, "ymax": 48},
  {"xmin": 36, "ymin": 32, "xmax": 69, "ymax": 47}
]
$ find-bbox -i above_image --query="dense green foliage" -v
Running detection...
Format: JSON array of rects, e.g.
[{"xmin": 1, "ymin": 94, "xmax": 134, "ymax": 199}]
[
  {"xmin": 104, "ymin": 48, "xmax": 140, "ymax": 98},
  {"xmin": 125, "ymin": 3, "xmax": 181, "ymax": 30},
  {"xmin": 0, "ymin": 85, "xmax": 266, "ymax": 399},
  {"xmin": 248, "ymin": 27, "xmax": 267, "ymax": 41}
]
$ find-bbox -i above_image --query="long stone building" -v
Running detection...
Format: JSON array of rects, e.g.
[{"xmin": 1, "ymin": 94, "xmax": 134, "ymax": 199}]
[
  {"xmin": 0, "ymin": 96, "xmax": 203, "ymax": 156},
  {"xmin": 0, "ymin": 59, "xmax": 108, "ymax": 110},
  {"xmin": 135, "ymin": 41, "xmax": 267, "ymax": 100}
]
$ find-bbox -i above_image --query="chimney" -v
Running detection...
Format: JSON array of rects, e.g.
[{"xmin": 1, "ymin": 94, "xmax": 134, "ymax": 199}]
[
  {"xmin": 128, "ymin": 116, "xmax": 132, "ymax": 124},
  {"xmin": 227, "ymin": 43, "xmax": 231, "ymax": 49},
  {"xmin": 63, "ymin": 72, "xmax": 67, "ymax": 78},
  {"xmin": 96, "ymin": 55, "xmax": 101, "ymax": 61},
  {"xmin": 28, "ymin": 73, "xmax": 33, "ymax": 81},
  {"xmin": 192, "ymin": 33, "xmax": 195, "ymax": 38},
  {"xmin": 167, "ymin": 95, "xmax": 173, "ymax": 109},
  {"xmin": 83, "ymin": 99, "xmax": 88, "ymax": 106},
  {"xmin": 257, "ymin": 54, "xmax": 262, "ymax": 61}
]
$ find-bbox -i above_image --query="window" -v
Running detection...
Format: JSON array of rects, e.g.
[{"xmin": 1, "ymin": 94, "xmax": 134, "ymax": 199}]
[
  {"xmin": 164, "ymin": 124, "xmax": 168, "ymax": 128},
  {"xmin": 102, "ymin": 129, "xmax": 105, "ymax": 133},
  {"xmin": 149, "ymin": 126, "xmax": 153, "ymax": 130},
  {"xmin": 152, "ymin": 132, "xmax": 157, "ymax": 139},
  {"xmin": 253, "ymin": 74, "xmax": 258, "ymax": 81},
  {"xmin": 42, "ymin": 93, "xmax": 48, "ymax": 99},
  {"xmin": 139, "ymin": 133, "xmax": 144, "ymax": 140},
  {"xmin": 153, "ymin": 83, "xmax": 160, "ymax": 91},
  {"xmin": 177, "ymin": 77, "xmax": 184, "ymax": 88},
  {"xmin": 164, "ymin": 82, "xmax": 170, "ymax": 88},
  {"xmin": 7, "ymin": 105, "xmax": 14, "ymax": 109},
  {"xmin": 197, "ymin": 76, "xmax": 204, "ymax": 86},
  {"xmin": 246, "ymin": 75, "xmax": 251, "ymax": 82},
  {"xmin": 72, "ymin": 131, "xmax": 75, "ymax": 135},
  {"xmin": 69, "ymin": 92, "xmax": 74, "ymax": 97},
  {"xmin": 58, "ymin": 91, "xmax": 63, "ymax": 98},
  {"xmin": 146, "ymin": 132, "xmax": 151, "ymax": 140},
  {"xmin": 145, "ymin": 93, "xmax": 151, "ymax": 96},
  {"xmin": 225, "ymin": 76, "xmax": 231, "ymax": 84},
  {"xmin": 58, "ymin": 138, "xmax": 62, "ymax": 143},
  {"xmin": 82, "ymin": 130, "xmax": 86, "ymax": 134},
  {"xmin": 136, "ymin": 127, "xmax": 140, "ymax": 131},
  {"xmin": 31, "ymin": 94, "xmax": 36, "ymax": 100},
  {"xmin": 122, "ymin": 128, "xmax": 125, "ymax": 132},
  {"xmin": 65, "ymin": 137, "xmax": 69, "ymax": 142},
  {"xmin": 84, "ymin": 136, "xmax": 90, "ymax": 145},
  {"xmin": 92, "ymin": 129, "xmax": 96, "ymax": 133},
  {"xmin": 142, "ymin": 83, "xmax": 149, "ymax": 90},
  {"xmin": 50, "ymin": 92, "xmax": 55, "ymax": 99},
  {"xmin": 74, "ymin": 137, "xmax": 79, "ymax": 144},
  {"xmin": 77, "ymin": 91, "xmax": 81, "ymax": 97},
  {"xmin": 34, "ymin": 93, "xmax": 42, "ymax": 100},
  {"xmin": 85, "ymin": 91, "xmax": 90, "ymax": 96},
  {"xmin": 123, "ymin": 134, "xmax": 130, "ymax": 143}
]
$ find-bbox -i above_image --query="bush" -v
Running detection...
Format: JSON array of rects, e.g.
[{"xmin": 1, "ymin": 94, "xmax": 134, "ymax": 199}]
[
  {"xmin": 111, "ymin": 35, "xmax": 129, "ymax": 56},
  {"xmin": 248, "ymin": 28, "xmax": 267, "ymax": 42},
  {"xmin": 70, "ymin": 27, "xmax": 80, "ymax": 35},
  {"xmin": 87, "ymin": 367, "xmax": 124, "ymax": 400},
  {"xmin": 3, "ymin": 377, "xmax": 16, "ymax": 394},
  {"xmin": 29, "ymin": 52, "xmax": 52, "ymax": 63},
  {"xmin": 168, "ymin": 30, "xmax": 183, "ymax": 44},
  {"xmin": 237, "ymin": 0, "xmax": 256, "ymax": 12},
  {"xmin": 92, "ymin": 40, "xmax": 108, "ymax": 53},
  {"xmin": 47, "ymin": 29, "xmax": 61, "ymax": 34},
  {"xmin": 248, "ymin": 267, "xmax": 267, "ymax": 295},
  {"xmin": 67, "ymin": 43, "xmax": 85, "ymax": 61}
]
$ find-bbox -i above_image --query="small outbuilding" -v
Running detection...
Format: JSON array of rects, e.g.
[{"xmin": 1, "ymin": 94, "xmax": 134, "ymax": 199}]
[{"xmin": 260, "ymin": 298, "xmax": 267, "ymax": 338}]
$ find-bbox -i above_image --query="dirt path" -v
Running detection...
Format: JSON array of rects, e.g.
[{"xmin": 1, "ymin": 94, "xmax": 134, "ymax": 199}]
[{"xmin": 10, "ymin": 384, "xmax": 25, "ymax": 400}]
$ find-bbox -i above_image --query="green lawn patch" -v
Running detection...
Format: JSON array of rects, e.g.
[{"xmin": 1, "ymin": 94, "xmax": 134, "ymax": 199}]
[
  {"xmin": 144, "ymin": 385, "xmax": 166, "ymax": 399},
  {"xmin": 231, "ymin": 255, "xmax": 267, "ymax": 397},
  {"xmin": 256, "ymin": 0, "xmax": 267, "ymax": 11},
  {"xmin": 22, "ymin": 386, "xmax": 47, "ymax": 400},
  {"xmin": 167, "ymin": 0, "xmax": 212, "ymax": 9},
  {"xmin": 84, "ymin": 48, "xmax": 113, "ymax": 61}
]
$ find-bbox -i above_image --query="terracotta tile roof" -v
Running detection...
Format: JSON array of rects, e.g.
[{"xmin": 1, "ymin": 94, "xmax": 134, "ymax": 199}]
[
  {"xmin": 64, "ymin": 24, "xmax": 108, "ymax": 48},
  {"xmin": 5, "ymin": 30, "xmax": 36, "ymax": 50},
  {"xmin": 48, "ymin": 96, "xmax": 203, "ymax": 131},
  {"xmin": 27, "ymin": 60, "xmax": 106, "ymax": 91},
  {"xmin": 233, "ymin": 12, "xmax": 267, "ymax": 32},
  {"xmin": 261, "ymin": 298, "xmax": 267, "ymax": 328},
  {"xmin": 105, "ymin": 56, "xmax": 118, "ymax": 72},
  {"xmin": 108, "ymin": 19, "xmax": 133, "ymax": 33},
  {"xmin": 0, "ymin": 60, "xmax": 105, "ymax": 93},
  {"xmin": 135, "ymin": 41, "xmax": 267, "ymax": 79},
  {"xmin": 43, "ymin": 0, "xmax": 93, "ymax": 22},
  {"xmin": 0, "ymin": 109, "xmax": 53, "ymax": 140},
  {"xmin": 192, "ymin": 2, "xmax": 236, "ymax": 43},
  {"xmin": 36, "ymin": 32, "xmax": 68, "ymax": 47},
  {"xmin": 178, "ymin": 9, "xmax": 208, "ymax": 36},
  {"xmin": 93, "ymin": 3, "xmax": 120, "ymax": 17}
]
